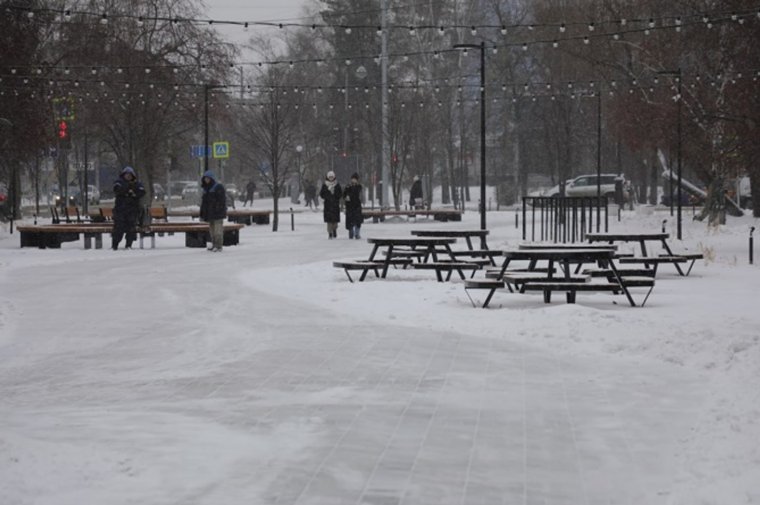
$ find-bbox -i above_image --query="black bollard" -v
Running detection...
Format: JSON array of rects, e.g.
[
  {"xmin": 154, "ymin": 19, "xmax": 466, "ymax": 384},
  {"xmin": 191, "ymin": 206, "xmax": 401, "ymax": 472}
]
[
  {"xmin": 750, "ymin": 226, "xmax": 755, "ymax": 265},
  {"xmin": 515, "ymin": 209, "xmax": 519, "ymax": 229},
  {"xmin": 290, "ymin": 208, "xmax": 294, "ymax": 231},
  {"xmin": 662, "ymin": 219, "xmax": 667, "ymax": 233}
]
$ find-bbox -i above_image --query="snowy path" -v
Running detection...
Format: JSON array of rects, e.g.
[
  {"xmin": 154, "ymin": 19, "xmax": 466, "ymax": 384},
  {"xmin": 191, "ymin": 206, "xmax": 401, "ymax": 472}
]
[{"xmin": 1, "ymin": 210, "xmax": 757, "ymax": 504}]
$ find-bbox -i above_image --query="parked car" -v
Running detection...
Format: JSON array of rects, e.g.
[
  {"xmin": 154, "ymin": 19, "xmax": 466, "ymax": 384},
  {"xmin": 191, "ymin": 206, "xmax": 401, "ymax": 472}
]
[
  {"xmin": 181, "ymin": 182, "xmax": 201, "ymax": 204},
  {"xmin": 544, "ymin": 174, "xmax": 625, "ymax": 200},
  {"xmin": 67, "ymin": 185, "xmax": 100, "ymax": 205}
]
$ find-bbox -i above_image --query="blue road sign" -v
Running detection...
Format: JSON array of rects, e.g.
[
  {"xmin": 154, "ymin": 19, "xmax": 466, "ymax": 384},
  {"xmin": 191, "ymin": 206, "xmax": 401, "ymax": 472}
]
[{"xmin": 191, "ymin": 144, "xmax": 210, "ymax": 158}]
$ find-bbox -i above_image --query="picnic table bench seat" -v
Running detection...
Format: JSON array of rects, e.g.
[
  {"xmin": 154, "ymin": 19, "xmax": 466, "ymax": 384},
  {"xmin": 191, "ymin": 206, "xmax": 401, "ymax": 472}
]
[
  {"xmin": 333, "ymin": 258, "xmax": 413, "ymax": 282},
  {"xmin": 502, "ymin": 273, "xmax": 590, "ymax": 292},
  {"xmin": 410, "ymin": 261, "xmax": 481, "ymax": 282},
  {"xmin": 464, "ymin": 279, "xmax": 506, "ymax": 308}
]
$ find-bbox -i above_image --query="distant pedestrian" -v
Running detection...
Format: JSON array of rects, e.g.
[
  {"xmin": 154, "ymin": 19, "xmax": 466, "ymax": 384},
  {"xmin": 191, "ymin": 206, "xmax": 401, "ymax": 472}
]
[
  {"xmin": 304, "ymin": 180, "xmax": 318, "ymax": 210},
  {"xmin": 243, "ymin": 179, "xmax": 256, "ymax": 207},
  {"xmin": 343, "ymin": 172, "xmax": 364, "ymax": 240},
  {"xmin": 111, "ymin": 166, "xmax": 145, "ymax": 250},
  {"xmin": 319, "ymin": 170, "xmax": 342, "ymax": 239},
  {"xmin": 200, "ymin": 170, "xmax": 227, "ymax": 252},
  {"xmin": 410, "ymin": 175, "xmax": 424, "ymax": 209}
]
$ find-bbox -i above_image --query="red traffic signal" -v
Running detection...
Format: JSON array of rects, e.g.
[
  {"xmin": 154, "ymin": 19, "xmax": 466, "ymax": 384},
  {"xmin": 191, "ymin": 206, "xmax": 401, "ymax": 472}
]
[{"xmin": 57, "ymin": 120, "xmax": 68, "ymax": 139}]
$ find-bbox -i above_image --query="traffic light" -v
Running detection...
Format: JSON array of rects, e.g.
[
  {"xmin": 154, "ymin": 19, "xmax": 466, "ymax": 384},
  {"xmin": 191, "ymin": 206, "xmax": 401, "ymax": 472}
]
[{"xmin": 57, "ymin": 120, "xmax": 71, "ymax": 149}]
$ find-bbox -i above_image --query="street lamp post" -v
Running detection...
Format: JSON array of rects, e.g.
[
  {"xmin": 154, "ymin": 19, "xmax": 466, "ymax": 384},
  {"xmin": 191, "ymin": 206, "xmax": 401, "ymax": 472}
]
[
  {"xmin": 204, "ymin": 84, "xmax": 227, "ymax": 174},
  {"xmin": 453, "ymin": 41, "xmax": 487, "ymax": 244},
  {"xmin": 1, "ymin": 118, "xmax": 14, "ymax": 232},
  {"xmin": 658, "ymin": 69, "xmax": 683, "ymax": 240}
]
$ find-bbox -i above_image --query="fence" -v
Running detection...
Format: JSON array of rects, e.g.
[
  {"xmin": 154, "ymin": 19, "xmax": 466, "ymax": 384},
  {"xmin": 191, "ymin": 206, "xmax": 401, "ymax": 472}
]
[{"xmin": 522, "ymin": 196, "xmax": 609, "ymax": 243}]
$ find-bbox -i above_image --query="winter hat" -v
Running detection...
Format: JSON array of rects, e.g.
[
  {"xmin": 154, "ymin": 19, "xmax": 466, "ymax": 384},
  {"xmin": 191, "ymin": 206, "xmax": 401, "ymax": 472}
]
[
  {"xmin": 121, "ymin": 166, "xmax": 136, "ymax": 178},
  {"xmin": 351, "ymin": 172, "xmax": 359, "ymax": 180},
  {"xmin": 413, "ymin": 175, "xmax": 420, "ymax": 181},
  {"xmin": 326, "ymin": 171, "xmax": 336, "ymax": 180},
  {"xmin": 202, "ymin": 170, "xmax": 216, "ymax": 181}
]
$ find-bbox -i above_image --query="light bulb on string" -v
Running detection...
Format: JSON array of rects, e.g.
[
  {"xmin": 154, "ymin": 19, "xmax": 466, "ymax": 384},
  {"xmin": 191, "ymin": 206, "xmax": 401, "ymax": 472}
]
[
  {"xmin": 100, "ymin": 13, "xmax": 108, "ymax": 24},
  {"xmin": 501, "ymin": 26, "xmax": 507, "ymax": 35},
  {"xmin": 559, "ymin": 23, "xmax": 566, "ymax": 33},
  {"xmin": 588, "ymin": 22, "xmax": 594, "ymax": 31}
]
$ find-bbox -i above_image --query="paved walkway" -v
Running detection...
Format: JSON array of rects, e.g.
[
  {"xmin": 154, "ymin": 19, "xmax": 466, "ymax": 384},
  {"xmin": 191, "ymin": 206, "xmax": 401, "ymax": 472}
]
[{"xmin": 0, "ymin": 232, "xmax": 705, "ymax": 505}]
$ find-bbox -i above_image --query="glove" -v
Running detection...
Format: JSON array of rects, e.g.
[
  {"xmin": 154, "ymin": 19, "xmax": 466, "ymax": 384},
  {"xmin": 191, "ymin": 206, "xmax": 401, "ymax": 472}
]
[{"xmin": 128, "ymin": 190, "xmax": 136, "ymax": 197}]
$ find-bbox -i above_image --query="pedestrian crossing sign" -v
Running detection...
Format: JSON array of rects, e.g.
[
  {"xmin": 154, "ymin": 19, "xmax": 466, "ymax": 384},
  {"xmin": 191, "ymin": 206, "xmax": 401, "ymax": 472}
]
[{"xmin": 212, "ymin": 141, "xmax": 230, "ymax": 159}]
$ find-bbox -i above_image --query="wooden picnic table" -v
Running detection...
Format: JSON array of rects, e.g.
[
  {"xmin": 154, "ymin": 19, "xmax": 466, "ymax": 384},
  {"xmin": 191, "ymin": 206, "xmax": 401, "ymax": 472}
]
[
  {"xmin": 366, "ymin": 236, "xmax": 458, "ymax": 279},
  {"xmin": 494, "ymin": 248, "xmax": 637, "ymax": 306},
  {"xmin": 585, "ymin": 232, "xmax": 701, "ymax": 276}
]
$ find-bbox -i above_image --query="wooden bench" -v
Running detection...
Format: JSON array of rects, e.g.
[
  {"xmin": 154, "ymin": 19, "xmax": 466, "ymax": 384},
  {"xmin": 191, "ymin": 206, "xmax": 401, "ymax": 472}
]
[
  {"xmin": 147, "ymin": 206, "xmax": 168, "ymax": 222},
  {"xmin": 410, "ymin": 261, "xmax": 481, "ymax": 282},
  {"xmin": 464, "ymin": 279, "xmax": 506, "ymax": 308},
  {"xmin": 226, "ymin": 209, "xmax": 271, "ymax": 225},
  {"xmin": 98, "ymin": 207, "xmax": 113, "ymax": 221},
  {"xmin": 363, "ymin": 209, "xmax": 463, "ymax": 223},
  {"xmin": 17, "ymin": 223, "xmax": 245, "ymax": 249},
  {"xmin": 63, "ymin": 206, "xmax": 87, "ymax": 223}
]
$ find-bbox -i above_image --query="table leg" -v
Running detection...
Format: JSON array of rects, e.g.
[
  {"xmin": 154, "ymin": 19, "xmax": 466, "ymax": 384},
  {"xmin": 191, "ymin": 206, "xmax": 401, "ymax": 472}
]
[
  {"xmin": 381, "ymin": 245, "xmax": 393, "ymax": 278},
  {"xmin": 465, "ymin": 237, "xmax": 474, "ymax": 250},
  {"xmin": 608, "ymin": 260, "xmax": 636, "ymax": 306},
  {"xmin": 661, "ymin": 239, "xmax": 685, "ymax": 276}
]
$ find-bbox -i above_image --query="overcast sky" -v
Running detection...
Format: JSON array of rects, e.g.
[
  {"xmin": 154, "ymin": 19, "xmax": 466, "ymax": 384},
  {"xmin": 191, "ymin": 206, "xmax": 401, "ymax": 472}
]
[{"xmin": 203, "ymin": 0, "xmax": 312, "ymax": 57}]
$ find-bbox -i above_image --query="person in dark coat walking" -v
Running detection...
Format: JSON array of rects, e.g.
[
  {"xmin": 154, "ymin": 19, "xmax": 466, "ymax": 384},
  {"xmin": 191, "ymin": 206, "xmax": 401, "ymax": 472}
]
[
  {"xmin": 409, "ymin": 175, "xmax": 424, "ymax": 209},
  {"xmin": 200, "ymin": 170, "xmax": 227, "ymax": 251},
  {"xmin": 243, "ymin": 180, "xmax": 256, "ymax": 207},
  {"xmin": 319, "ymin": 170, "xmax": 342, "ymax": 239},
  {"xmin": 111, "ymin": 166, "xmax": 146, "ymax": 250},
  {"xmin": 343, "ymin": 172, "xmax": 364, "ymax": 239}
]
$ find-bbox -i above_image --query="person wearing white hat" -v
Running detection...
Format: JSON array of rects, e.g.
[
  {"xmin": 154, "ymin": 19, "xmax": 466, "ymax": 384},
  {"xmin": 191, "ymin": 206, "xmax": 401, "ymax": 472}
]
[{"xmin": 319, "ymin": 171, "xmax": 342, "ymax": 239}]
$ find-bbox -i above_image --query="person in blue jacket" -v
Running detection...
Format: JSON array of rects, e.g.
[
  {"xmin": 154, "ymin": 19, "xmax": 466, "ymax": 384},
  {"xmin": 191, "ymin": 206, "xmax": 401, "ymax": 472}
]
[
  {"xmin": 200, "ymin": 170, "xmax": 227, "ymax": 251},
  {"xmin": 112, "ymin": 166, "xmax": 145, "ymax": 250}
]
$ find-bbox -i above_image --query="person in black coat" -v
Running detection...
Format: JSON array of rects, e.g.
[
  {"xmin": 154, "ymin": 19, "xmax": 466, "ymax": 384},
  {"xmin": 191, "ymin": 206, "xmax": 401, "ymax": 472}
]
[
  {"xmin": 243, "ymin": 180, "xmax": 256, "ymax": 207},
  {"xmin": 343, "ymin": 172, "xmax": 364, "ymax": 239},
  {"xmin": 200, "ymin": 170, "xmax": 227, "ymax": 251},
  {"xmin": 111, "ymin": 166, "xmax": 146, "ymax": 250},
  {"xmin": 319, "ymin": 170, "xmax": 342, "ymax": 239},
  {"xmin": 409, "ymin": 175, "xmax": 424, "ymax": 209}
]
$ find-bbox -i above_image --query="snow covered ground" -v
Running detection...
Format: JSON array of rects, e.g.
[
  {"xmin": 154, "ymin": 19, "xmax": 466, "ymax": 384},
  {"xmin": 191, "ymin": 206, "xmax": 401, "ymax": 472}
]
[{"xmin": 1, "ymin": 202, "xmax": 759, "ymax": 505}]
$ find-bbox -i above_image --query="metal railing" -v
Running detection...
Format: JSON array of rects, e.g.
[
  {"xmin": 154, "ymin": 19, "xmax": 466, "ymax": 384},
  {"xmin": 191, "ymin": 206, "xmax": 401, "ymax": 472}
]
[{"xmin": 522, "ymin": 196, "xmax": 609, "ymax": 243}]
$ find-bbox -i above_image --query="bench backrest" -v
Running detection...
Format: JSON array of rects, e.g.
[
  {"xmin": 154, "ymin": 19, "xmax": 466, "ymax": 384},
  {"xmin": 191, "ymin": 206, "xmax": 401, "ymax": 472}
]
[
  {"xmin": 99, "ymin": 207, "xmax": 114, "ymax": 220},
  {"xmin": 64, "ymin": 206, "xmax": 81, "ymax": 223},
  {"xmin": 148, "ymin": 206, "xmax": 168, "ymax": 221}
]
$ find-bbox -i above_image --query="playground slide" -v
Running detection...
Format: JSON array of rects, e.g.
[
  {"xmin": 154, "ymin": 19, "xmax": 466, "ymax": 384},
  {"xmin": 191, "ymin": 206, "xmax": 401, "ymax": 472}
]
[{"xmin": 657, "ymin": 149, "xmax": 744, "ymax": 215}]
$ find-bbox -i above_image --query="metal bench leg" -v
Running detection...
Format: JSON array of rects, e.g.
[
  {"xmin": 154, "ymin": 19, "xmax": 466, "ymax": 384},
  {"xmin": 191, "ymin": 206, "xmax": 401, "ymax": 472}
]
[
  {"xmin": 482, "ymin": 288, "xmax": 498, "ymax": 308},
  {"xmin": 464, "ymin": 288, "xmax": 478, "ymax": 308},
  {"xmin": 543, "ymin": 289, "xmax": 552, "ymax": 303},
  {"xmin": 95, "ymin": 234, "xmax": 102, "ymax": 249},
  {"xmin": 686, "ymin": 259, "xmax": 696, "ymax": 276},
  {"xmin": 566, "ymin": 290, "xmax": 576, "ymax": 304},
  {"xmin": 343, "ymin": 269, "xmax": 355, "ymax": 283},
  {"xmin": 84, "ymin": 235, "xmax": 92, "ymax": 250}
]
